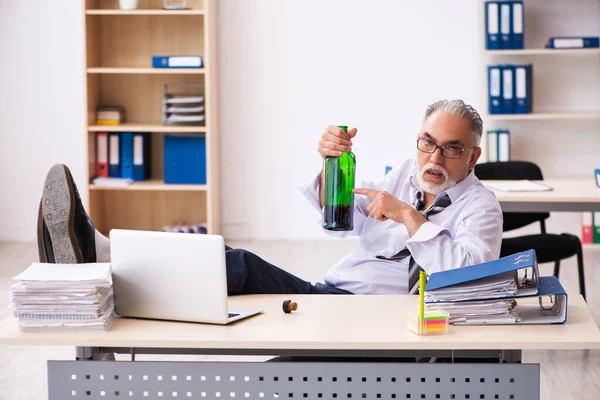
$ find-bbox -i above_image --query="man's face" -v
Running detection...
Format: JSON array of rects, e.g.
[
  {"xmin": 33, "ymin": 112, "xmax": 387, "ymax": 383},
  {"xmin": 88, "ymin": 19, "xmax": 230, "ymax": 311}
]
[{"xmin": 416, "ymin": 111, "xmax": 481, "ymax": 195}]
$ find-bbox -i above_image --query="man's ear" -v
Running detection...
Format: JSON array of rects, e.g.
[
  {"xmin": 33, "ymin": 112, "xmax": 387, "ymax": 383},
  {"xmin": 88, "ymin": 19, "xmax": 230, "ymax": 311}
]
[{"xmin": 469, "ymin": 147, "xmax": 482, "ymax": 170}]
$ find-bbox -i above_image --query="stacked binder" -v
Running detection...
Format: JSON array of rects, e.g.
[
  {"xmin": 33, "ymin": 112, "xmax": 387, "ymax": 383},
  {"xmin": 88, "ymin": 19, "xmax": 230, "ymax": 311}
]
[
  {"xmin": 92, "ymin": 132, "xmax": 150, "ymax": 183},
  {"xmin": 485, "ymin": 1, "xmax": 524, "ymax": 50},
  {"xmin": 488, "ymin": 64, "xmax": 533, "ymax": 114},
  {"xmin": 9, "ymin": 263, "xmax": 115, "ymax": 332},
  {"xmin": 425, "ymin": 250, "xmax": 568, "ymax": 325}
]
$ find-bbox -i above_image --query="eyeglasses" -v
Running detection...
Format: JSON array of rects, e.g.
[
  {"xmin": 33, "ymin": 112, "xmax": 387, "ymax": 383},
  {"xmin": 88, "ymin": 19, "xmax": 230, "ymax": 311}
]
[{"xmin": 416, "ymin": 138, "xmax": 475, "ymax": 159}]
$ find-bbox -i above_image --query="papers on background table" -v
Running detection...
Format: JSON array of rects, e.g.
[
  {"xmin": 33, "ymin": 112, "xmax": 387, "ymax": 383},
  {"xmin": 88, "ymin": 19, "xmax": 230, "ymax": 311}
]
[
  {"xmin": 9, "ymin": 263, "xmax": 115, "ymax": 332},
  {"xmin": 484, "ymin": 180, "xmax": 553, "ymax": 192}
]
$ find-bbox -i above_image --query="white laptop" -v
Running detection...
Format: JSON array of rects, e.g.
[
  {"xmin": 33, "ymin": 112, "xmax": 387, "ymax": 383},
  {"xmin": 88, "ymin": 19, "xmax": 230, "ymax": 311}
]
[{"xmin": 109, "ymin": 229, "xmax": 263, "ymax": 324}]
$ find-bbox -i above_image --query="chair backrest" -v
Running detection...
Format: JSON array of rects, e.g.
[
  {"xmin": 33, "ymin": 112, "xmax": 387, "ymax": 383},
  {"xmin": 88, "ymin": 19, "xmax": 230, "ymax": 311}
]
[{"xmin": 474, "ymin": 161, "xmax": 550, "ymax": 232}]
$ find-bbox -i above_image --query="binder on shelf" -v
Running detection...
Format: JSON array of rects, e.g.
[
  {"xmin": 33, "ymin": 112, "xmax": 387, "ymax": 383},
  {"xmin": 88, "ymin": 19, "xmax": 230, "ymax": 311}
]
[
  {"xmin": 487, "ymin": 130, "xmax": 498, "ymax": 162},
  {"xmin": 120, "ymin": 132, "xmax": 134, "ymax": 180},
  {"xmin": 485, "ymin": 2, "xmax": 500, "ymax": 50},
  {"xmin": 488, "ymin": 65, "xmax": 502, "ymax": 114},
  {"xmin": 501, "ymin": 65, "xmax": 515, "ymax": 114},
  {"xmin": 511, "ymin": 1, "xmax": 524, "ymax": 49},
  {"xmin": 132, "ymin": 132, "xmax": 150, "ymax": 181},
  {"xmin": 96, "ymin": 132, "xmax": 109, "ymax": 178},
  {"xmin": 500, "ymin": 1, "xmax": 512, "ymax": 49},
  {"xmin": 594, "ymin": 212, "xmax": 600, "ymax": 244},
  {"xmin": 164, "ymin": 135, "xmax": 207, "ymax": 185},
  {"xmin": 514, "ymin": 64, "xmax": 533, "ymax": 114},
  {"xmin": 152, "ymin": 55, "xmax": 203, "ymax": 68},
  {"xmin": 546, "ymin": 36, "xmax": 600, "ymax": 49},
  {"xmin": 498, "ymin": 129, "xmax": 510, "ymax": 162},
  {"xmin": 581, "ymin": 212, "xmax": 593, "ymax": 244},
  {"xmin": 108, "ymin": 133, "xmax": 121, "ymax": 178}
]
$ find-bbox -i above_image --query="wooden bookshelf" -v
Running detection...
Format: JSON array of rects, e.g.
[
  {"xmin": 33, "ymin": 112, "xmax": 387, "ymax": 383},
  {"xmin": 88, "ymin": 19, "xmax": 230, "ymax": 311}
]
[{"xmin": 84, "ymin": 0, "xmax": 220, "ymax": 235}]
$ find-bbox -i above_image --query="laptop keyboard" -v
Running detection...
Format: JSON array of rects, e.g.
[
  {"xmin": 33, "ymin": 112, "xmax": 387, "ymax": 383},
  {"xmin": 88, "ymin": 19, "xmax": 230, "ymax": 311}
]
[{"xmin": 228, "ymin": 313, "xmax": 240, "ymax": 318}]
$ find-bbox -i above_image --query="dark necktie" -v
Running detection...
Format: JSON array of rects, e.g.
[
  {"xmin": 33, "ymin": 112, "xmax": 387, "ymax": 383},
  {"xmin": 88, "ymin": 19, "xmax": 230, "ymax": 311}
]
[{"xmin": 376, "ymin": 191, "xmax": 452, "ymax": 294}]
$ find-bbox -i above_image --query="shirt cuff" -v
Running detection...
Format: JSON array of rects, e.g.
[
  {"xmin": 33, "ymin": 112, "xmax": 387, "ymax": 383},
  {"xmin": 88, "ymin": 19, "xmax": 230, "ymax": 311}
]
[
  {"xmin": 405, "ymin": 222, "xmax": 450, "ymax": 244},
  {"xmin": 299, "ymin": 170, "xmax": 324, "ymax": 213}
]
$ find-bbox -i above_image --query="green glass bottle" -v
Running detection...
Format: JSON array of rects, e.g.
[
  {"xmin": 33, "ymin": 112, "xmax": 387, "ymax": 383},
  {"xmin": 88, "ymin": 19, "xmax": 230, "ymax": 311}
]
[{"xmin": 324, "ymin": 125, "xmax": 356, "ymax": 231}]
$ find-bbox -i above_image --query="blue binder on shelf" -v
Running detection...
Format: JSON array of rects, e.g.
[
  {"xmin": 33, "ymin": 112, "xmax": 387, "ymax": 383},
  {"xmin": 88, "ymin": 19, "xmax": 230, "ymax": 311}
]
[
  {"xmin": 120, "ymin": 132, "xmax": 134, "ymax": 180},
  {"xmin": 488, "ymin": 65, "xmax": 502, "ymax": 114},
  {"xmin": 499, "ymin": 1, "xmax": 512, "ymax": 49},
  {"xmin": 514, "ymin": 64, "xmax": 533, "ymax": 114},
  {"xmin": 511, "ymin": 1, "xmax": 524, "ymax": 49},
  {"xmin": 152, "ymin": 56, "xmax": 203, "ymax": 68},
  {"xmin": 132, "ymin": 132, "xmax": 150, "ymax": 181},
  {"xmin": 501, "ymin": 65, "xmax": 515, "ymax": 114},
  {"xmin": 485, "ymin": 2, "xmax": 500, "ymax": 50},
  {"xmin": 108, "ymin": 133, "xmax": 121, "ymax": 178},
  {"xmin": 546, "ymin": 36, "xmax": 600, "ymax": 49},
  {"xmin": 164, "ymin": 135, "xmax": 207, "ymax": 184}
]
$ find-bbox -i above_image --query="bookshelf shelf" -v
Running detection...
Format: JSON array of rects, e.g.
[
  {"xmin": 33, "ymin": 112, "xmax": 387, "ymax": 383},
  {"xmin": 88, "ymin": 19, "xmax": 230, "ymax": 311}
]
[
  {"xmin": 87, "ymin": 67, "xmax": 206, "ymax": 74},
  {"xmin": 486, "ymin": 112, "xmax": 600, "ymax": 121},
  {"xmin": 86, "ymin": 10, "xmax": 205, "ymax": 15},
  {"xmin": 90, "ymin": 180, "xmax": 209, "ymax": 191},
  {"xmin": 485, "ymin": 48, "xmax": 600, "ymax": 56},
  {"xmin": 88, "ymin": 123, "xmax": 207, "ymax": 133}
]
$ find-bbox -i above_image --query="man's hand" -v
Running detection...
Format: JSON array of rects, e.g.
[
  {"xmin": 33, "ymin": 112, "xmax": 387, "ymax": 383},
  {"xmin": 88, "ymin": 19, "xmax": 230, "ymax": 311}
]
[
  {"xmin": 318, "ymin": 125, "xmax": 358, "ymax": 159},
  {"xmin": 353, "ymin": 188, "xmax": 427, "ymax": 236}
]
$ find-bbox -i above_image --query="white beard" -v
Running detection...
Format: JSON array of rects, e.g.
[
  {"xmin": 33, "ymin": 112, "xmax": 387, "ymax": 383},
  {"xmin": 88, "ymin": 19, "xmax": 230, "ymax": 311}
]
[{"xmin": 416, "ymin": 163, "xmax": 457, "ymax": 195}]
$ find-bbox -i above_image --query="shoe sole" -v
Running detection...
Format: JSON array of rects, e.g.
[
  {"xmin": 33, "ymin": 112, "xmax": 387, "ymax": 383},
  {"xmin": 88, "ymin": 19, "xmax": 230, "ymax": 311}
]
[{"xmin": 39, "ymin": 165, "xmax": 83, "ymax": 263}]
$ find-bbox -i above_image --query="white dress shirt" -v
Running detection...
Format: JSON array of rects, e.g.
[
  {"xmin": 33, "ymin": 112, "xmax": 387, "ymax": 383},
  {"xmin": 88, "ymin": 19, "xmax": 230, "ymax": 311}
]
[{"xmin": 300, "ymin": 159, "xmax": 503, "ymax": 294}]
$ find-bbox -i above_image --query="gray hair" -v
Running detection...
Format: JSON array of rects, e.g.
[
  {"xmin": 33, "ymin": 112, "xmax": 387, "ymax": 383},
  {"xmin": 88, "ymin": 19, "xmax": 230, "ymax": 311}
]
[{"xmin": 423, "ymin": 100, "xmax": 483, "ymax": 147}]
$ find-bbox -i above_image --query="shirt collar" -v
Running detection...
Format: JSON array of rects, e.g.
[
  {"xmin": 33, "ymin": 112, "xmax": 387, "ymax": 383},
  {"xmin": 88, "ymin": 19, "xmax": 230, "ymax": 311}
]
[{"xmin": 410, "ymin": 168, "xmax": 477, "ymax": 205}]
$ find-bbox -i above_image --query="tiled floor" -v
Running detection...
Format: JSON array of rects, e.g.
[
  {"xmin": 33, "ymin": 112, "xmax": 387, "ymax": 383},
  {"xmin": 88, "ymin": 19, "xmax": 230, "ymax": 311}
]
[{"xmin": 0, "ymin": 239, "xmax": 598, "ymax": 399}]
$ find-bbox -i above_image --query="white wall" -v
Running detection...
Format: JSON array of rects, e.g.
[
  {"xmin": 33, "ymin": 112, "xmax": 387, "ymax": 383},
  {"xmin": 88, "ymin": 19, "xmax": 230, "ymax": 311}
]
[
  {"xmin": 0, "ymin": 0, "xmax": 597, "ymax": 242},
  {"xmin": 0, "ymin": 1, "xmax": 87, "ymax": 241}
]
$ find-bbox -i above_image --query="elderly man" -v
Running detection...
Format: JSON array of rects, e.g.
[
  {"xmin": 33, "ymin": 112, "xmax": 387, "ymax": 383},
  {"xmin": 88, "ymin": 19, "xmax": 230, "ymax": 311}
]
[{"xmin": 37, "ymin": 99, "xmax": 502, "ymax": 295}]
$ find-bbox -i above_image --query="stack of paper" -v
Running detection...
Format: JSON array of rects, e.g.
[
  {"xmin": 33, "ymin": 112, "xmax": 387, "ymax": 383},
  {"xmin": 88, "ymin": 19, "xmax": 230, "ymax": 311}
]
[
  {"xmin": 96, "ymin": 105, "xmax": 125, "ymax": 125},
  {"xmin": 9, "ymin": 263, "xmax": 115, "ymax": 332},
  {"xmin": 426, "ymin": 299, "xmax": 519, "ymax": 325},
  {"xmin": 425, "ymin": 271, "xmax": 518, "ymax": 303}
]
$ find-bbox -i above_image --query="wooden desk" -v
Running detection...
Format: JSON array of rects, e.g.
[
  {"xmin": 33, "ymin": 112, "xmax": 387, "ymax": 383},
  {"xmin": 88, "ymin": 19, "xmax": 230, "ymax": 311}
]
[
  {"xmin": 481, "ymin": 178, "xmax": 600, "ymax": 212},
  {"xmin": 1, "ymin": 295, "xmax": 599, "ymax": 399}
]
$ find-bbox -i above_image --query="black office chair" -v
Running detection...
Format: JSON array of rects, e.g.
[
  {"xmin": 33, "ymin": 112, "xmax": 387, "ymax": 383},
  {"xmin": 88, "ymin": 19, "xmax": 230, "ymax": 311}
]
[{"xmin": 475, "ymin": 161, "xmax": 586, "ymax": 300}]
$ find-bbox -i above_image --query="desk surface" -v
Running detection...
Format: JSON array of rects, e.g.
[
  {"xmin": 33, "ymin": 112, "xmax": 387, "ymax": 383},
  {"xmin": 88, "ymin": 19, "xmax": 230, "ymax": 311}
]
[
  {"xmin": 481, "ymin": 178, "xmax": 600, "ymax": 212},
  {"xmin": 0, "ymin": 295, "xmax": 599, "ymax": 351}
]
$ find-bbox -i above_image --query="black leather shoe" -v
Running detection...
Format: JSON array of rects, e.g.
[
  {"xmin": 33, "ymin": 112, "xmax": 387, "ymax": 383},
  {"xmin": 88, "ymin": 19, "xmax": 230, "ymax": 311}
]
[{"xmin": 37, "ymin": 164, "xmax": 97, "ymax": 263}]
